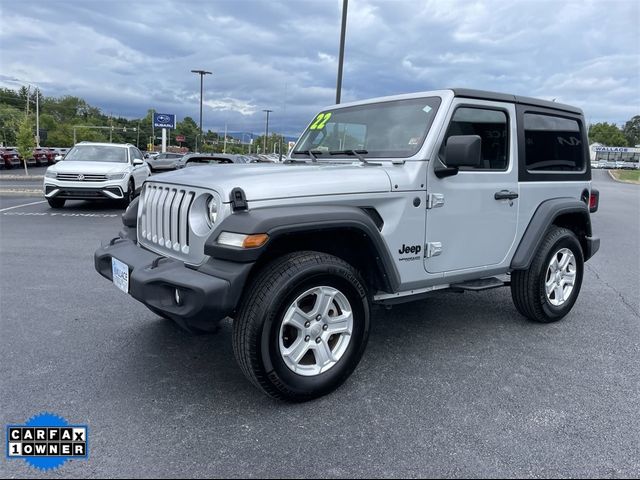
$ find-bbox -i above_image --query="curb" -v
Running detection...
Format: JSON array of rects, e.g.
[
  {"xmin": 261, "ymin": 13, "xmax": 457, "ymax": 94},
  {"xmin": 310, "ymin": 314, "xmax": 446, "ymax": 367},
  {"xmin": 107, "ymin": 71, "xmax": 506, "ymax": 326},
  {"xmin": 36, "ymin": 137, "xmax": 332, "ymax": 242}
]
[
  {"xmin": 0, "ymin": 189, "xmax": 43, "ymax": 197},
  {"xmin": 607, "ymin": 169, "xmax": 640, "ymax": 185},
  {"xmin": 0, "ymin": 175, "xmax": 44, "ymax": 181}
]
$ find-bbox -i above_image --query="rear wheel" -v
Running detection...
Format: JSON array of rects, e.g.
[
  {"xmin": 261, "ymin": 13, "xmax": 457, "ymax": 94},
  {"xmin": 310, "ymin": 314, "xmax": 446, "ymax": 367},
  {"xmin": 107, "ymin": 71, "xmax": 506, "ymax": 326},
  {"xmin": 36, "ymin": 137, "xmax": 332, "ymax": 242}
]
[
  {"xmin": 511, "ymin": 226, "xmax": 584, "ymax": 323},
  {"xmin": 233, "ymin": 251, "xmax": 370, "ymax": 401},
  {"xmin": 47, "ymin": 198, "xmax": 65, "ymax": 209}
]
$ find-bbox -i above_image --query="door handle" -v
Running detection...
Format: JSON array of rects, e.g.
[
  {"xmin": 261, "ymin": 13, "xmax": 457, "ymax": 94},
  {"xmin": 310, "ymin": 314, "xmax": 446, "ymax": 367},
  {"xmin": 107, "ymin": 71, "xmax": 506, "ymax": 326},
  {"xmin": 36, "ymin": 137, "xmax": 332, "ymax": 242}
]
[{"xmin": 494, "ymin": 190, "xmax": 519, "ymax": 200}]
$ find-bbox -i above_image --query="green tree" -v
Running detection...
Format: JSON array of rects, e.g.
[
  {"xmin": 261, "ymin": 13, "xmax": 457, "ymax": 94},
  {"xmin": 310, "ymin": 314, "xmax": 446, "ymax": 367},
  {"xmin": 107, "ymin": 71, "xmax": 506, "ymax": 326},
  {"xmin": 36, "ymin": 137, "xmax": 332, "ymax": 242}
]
[
  {"xmin": 0, "ymin": 88, "xmax": 23, "ymax": 109},
  {"xmin": 588, "ymin": 122, "xmax": 628, "ymax": 146},
  {"xmin": 175, "ymin": 116, "xmax": 200, "ymax": 151},
  {"xmin": 0, "ymin": 104, "xmax": 22, "ymax": 146},
  {"xmin": 253, "ymin": 133, "xmax": 286, "ymax": 155},
  {"xmin": 46, "ymin": 124, "xmax": 74, "ymax": 147},
  {"xmin": 623, "ymin": 115, "xmax": 640, "ymax": 147},
  {"xmin": 16, "ymin": 116, "xmax": 35, "ymax": 174}
]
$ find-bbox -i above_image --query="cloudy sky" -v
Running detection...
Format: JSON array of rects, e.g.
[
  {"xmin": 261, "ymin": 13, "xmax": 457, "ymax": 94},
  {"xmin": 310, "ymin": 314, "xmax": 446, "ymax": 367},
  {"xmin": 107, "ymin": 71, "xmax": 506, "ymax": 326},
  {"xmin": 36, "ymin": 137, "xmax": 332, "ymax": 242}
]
[{"xmin": 1, "ymin": 0, "xmax": 638, "ymax": 137}]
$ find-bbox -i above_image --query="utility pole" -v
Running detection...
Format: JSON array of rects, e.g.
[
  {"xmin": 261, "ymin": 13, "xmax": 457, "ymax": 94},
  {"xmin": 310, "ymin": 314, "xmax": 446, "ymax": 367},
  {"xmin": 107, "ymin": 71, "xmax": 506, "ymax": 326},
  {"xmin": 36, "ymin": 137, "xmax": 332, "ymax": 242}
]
[
  {"xmin": 263, "ymin": 109, "xmax": 272, "ymax": 155},
  {"xmin": 35, "ymin": 88, "xmax": 40, "ymax": 147},
  {"xmin": 25, "ymin": 86, "xmax": 30, "ymax": 116},
  {"xmin": 223, "ymin": 123, "xmax": 228, "ymax": 153},
  {"xmin": 191, "ymin": 69, "xmax": 212, "ymax": 144},
  {"xmin": 136, "ymin": 120, "xmax": 140, "ymax": 148},
  {"xmin": 151, "ymin": 109, "xmax": 154, "ymax": 151},
  {"xmin": 109, "ymin": 113, "xmax": 113, "ymax": 143},
  {"xmin": 336, "ymin": 0, "xmax": 348, "ymax": 104}
]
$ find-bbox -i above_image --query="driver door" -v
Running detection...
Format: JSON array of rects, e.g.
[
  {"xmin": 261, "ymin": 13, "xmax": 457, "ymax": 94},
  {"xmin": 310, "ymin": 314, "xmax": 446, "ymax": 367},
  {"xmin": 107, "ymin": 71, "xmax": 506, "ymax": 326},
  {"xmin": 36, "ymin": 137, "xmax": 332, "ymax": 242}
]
[{"xmin": 424, "ymin": 100, "xmax": 519, "ymax": 274}]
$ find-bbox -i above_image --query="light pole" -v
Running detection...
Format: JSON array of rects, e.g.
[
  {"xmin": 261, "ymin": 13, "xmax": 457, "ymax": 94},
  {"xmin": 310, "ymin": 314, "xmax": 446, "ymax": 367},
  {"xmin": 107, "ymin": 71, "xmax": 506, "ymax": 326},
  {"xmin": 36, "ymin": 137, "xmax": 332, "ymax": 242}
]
[
  {"xmin": 336, "ymin": 0, "xmax": 348, "ymax": 104},
  {"xmin": 35, "ymin": 88, "xmax": 40, "ymax": 147},
  {"xmin": 263, "ymin": 109, "xmax": 273, "ymax": 155},
  {"xmin": 191, "ymin": 69, "xmax": 212, "ymax": 145}
]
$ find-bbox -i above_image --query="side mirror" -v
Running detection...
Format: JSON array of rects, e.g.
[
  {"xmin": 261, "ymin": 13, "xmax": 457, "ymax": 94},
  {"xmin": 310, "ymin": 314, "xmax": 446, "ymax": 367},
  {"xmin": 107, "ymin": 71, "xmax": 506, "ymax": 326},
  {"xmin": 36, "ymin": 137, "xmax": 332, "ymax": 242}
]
[
  {"xmin": 54, "ymin": 155, "xmax": 63, "ymax": 162},
  {"xmin": 133, "ymin": 158, "xmax": 144, "ymax": 166},
  {"xmin": 434, "ymin": 135, "xmax": 482, "ymax": 178}
]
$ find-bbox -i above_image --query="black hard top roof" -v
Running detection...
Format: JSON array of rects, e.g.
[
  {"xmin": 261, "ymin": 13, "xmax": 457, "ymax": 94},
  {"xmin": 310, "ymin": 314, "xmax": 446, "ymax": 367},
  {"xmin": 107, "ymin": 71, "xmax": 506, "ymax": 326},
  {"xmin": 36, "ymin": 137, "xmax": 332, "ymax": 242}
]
[{"xmin": 451, "ymin": 88, "xmax": 582, "ymax": 115}]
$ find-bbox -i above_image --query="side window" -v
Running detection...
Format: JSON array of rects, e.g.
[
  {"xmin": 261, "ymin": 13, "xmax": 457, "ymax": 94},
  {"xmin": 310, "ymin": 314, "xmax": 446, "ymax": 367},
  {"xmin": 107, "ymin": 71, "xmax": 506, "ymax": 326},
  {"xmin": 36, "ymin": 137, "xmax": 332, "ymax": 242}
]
[
  {"xmin": 127, "ymin": 147, "xmax": 138, "ymax": 163},
  {"xmin": 442, "ymin": 107, "xmax": 509, "ymax": 170},
  {"xmin": 524, "ymin": 113, "xmax": 584, "ymax": 172}
]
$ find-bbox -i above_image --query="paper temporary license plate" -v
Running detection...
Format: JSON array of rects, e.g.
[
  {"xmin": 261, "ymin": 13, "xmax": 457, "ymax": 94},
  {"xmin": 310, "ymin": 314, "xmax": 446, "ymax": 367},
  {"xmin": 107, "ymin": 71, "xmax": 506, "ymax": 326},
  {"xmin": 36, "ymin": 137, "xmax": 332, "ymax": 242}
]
[{"xmin": 111, "ymin": 257, "xmax": 129, "ymax": 293}]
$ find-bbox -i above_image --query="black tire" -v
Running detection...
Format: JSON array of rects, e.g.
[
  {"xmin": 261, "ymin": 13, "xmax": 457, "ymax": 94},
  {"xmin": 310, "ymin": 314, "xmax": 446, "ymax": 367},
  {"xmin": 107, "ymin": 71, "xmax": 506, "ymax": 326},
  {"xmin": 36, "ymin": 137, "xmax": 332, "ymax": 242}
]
[
  {"xmin": 121, "ymin": 179, "xmax": 135, "ymax": 207},
  {"xmin": 47, "ymin": 198, "xmax": 66, "ymax": 209},
  {"xmin": 511, "ymin": 226, "xmax": 584, "ymax": 323},
  {"xmin": 233, "ymin": 251, "xmax": 370, "ymax": 402}
]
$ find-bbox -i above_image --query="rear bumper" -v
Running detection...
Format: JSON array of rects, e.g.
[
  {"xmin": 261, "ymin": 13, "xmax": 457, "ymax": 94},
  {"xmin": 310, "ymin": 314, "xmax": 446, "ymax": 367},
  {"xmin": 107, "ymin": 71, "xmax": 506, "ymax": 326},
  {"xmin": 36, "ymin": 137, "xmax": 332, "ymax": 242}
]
[
  {"xmin": 94, "ymin": 232, "xmax": 253, "ymax": 328},
  {"xmin": 584, "ymin": 236, "xmax": 600, "ymax": 262}
]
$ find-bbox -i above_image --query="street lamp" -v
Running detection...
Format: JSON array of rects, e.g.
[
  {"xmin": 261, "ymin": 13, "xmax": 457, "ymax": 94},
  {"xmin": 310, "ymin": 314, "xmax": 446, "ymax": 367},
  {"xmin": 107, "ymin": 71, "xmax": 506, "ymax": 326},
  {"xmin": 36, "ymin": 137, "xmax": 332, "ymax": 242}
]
[
  {"xmin": 262, "ymin": 109, "xmax": 273, "ymax": 155},
  {"xmin": 191, "ymin": 69, "xmax": 212, "ymax": 143}
]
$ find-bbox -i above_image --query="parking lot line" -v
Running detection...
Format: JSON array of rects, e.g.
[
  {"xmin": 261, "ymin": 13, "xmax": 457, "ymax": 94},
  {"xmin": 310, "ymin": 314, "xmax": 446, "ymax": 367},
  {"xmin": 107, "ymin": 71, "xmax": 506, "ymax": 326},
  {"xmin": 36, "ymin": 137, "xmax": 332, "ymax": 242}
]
[{"xmin": 0, "ymin": 200, "xmax": 46, "ymax": 213}]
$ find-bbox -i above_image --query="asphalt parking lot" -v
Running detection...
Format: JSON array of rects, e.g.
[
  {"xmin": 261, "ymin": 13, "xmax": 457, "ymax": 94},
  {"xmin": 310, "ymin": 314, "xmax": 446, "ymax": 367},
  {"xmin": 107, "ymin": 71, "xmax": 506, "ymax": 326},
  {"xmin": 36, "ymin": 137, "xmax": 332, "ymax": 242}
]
[{"xmin": 0, "ymin": 170, "xmax": 638, "ymax": 478}]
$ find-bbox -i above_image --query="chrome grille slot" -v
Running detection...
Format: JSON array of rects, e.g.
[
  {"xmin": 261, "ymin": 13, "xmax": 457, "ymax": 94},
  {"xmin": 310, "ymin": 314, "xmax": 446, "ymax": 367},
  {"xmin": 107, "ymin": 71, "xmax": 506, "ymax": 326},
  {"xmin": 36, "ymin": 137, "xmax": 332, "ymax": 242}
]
[
  {"xmin": 57, "ymin": 173, "xmax": 108, "ymax": 182},
  {"xmin": 138, "ymin": 183, "xmax": 196, "ymax": 259}
]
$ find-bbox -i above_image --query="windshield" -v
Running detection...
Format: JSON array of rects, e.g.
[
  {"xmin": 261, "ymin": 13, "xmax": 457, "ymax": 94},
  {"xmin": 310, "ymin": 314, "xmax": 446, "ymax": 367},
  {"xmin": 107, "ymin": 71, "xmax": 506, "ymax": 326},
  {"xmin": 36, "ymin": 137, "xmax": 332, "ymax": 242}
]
[
  {"xmin": 293, "ymin": 97, "xmax": 441, "ymax": 159},
  {"xmin": 64, "ymin": 145, "xmax": 127, "ymax": 163}
]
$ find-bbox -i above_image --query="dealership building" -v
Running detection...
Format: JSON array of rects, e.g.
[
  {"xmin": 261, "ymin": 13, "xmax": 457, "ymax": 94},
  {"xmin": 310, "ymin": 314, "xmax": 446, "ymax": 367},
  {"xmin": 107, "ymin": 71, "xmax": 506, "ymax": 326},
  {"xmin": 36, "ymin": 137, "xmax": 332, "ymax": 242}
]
[{"xmin": 590, "ymin": 143, "xmax": 640, "ymax": 163}]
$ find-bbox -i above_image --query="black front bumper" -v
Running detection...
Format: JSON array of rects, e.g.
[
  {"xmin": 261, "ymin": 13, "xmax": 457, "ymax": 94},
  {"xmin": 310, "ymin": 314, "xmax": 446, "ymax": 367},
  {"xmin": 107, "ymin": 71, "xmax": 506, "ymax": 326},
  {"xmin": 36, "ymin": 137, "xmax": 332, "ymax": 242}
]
[{"xmin": 94, "ymin": 231, "xmax": 253, "ymax": 328}]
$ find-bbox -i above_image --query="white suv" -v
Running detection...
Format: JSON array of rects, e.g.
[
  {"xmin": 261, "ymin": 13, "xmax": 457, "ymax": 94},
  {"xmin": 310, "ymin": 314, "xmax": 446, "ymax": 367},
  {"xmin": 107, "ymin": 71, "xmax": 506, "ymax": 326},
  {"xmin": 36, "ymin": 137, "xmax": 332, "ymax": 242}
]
[{"xmin": 44, "ymin": 142, "xmax": 151, "ymax": 208}]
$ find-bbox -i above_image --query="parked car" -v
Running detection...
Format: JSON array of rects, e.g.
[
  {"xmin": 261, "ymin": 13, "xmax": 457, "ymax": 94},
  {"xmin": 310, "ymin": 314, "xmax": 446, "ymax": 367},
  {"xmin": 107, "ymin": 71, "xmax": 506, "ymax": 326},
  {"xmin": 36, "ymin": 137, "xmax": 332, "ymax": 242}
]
[
  {"xmin": 51, "ymin": 147, "xmax": 70, "ymax": 162},
  {"xmin": 95, "ymin": 88, "xmax": 599, "ymax": 401},
  {"xmin": 0, "ymin": 147, "xmax": 21, "ymax": 169},
  {"xmin": 146, "ymin": 152, "xmax": 184, "ymax": 172},
  {"xmin": 43, "ymin": 142, "xmax": 150, "ymax": 208},
  {"xmin": 32, "ymin": 147, "xmax": 56, "ymax": 166},
  {"xmin": 176, "ymin": 153, "xmax": 248, "ymax": 168}
]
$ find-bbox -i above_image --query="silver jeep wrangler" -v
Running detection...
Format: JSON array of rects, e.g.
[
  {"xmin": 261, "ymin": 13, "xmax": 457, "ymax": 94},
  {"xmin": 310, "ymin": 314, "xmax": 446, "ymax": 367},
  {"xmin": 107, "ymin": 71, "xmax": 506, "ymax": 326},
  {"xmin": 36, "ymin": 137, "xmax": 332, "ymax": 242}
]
[{"xmin": 95, "ymin": 88, "xmax": 600, "ymax": 401}]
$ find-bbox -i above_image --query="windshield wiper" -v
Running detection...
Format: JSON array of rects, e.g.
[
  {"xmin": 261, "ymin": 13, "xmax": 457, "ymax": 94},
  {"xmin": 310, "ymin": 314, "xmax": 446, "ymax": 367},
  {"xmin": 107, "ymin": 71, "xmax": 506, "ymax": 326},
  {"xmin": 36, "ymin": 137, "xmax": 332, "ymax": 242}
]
[
  {"xmin": 293, "ymin": 150, "xmax": 323, "ymax": 162},
  {"xmin": 329, "ymin": 149, "xmax": 369, "ymax": 163}
]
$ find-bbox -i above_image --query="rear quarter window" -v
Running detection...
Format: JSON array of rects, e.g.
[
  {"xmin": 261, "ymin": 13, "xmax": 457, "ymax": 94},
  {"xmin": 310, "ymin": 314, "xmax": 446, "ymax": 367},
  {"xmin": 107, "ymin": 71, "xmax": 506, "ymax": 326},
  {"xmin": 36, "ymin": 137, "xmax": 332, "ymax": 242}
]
[{"xmin": 524, "ymin": 113, "xmax": 584, "ymax": 172}]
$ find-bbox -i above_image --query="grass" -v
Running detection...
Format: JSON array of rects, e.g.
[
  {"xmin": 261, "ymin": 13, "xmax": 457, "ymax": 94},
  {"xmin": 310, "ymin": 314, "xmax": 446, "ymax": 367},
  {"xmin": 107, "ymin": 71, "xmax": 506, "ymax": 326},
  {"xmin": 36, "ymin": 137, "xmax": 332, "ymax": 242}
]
[{"xmin": 610, "ymin": 169, "xmax": 640, "ymax": 184}]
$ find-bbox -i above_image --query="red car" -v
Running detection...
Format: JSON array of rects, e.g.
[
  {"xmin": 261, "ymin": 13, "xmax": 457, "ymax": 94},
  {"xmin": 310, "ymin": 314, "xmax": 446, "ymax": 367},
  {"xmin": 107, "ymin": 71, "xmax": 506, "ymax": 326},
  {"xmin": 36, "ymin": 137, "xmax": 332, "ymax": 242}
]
[
  {"xmin": 0, "ymin": 147, "xmax": 22, "ymax": 168},
  {"xmin": 32, "ymin": 147, "xmax": 56, "ymax": 166}
]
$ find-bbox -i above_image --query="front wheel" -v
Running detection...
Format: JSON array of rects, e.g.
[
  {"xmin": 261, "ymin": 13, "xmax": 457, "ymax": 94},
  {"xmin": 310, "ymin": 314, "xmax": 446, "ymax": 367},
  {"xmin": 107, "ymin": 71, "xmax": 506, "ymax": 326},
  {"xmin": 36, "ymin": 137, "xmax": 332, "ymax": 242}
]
[
  {"xmin": 121, "ymin": 179, "xmax": 135, "ymax": 207},
  {"xmin": 233, "ymin": 251, "xmax": 370, "ymax": 401},
  {"xmin": 511, "ymin": 226, "xmax": 584, "ymax": 323}
]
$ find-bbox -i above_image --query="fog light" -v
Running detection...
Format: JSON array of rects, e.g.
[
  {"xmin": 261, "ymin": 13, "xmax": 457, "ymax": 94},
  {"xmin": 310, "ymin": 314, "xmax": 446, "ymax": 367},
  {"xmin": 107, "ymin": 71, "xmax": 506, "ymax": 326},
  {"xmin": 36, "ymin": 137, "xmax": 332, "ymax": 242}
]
[{"xmin": 174, "ymin": 288, "xmax": 183, "ymax": 306}]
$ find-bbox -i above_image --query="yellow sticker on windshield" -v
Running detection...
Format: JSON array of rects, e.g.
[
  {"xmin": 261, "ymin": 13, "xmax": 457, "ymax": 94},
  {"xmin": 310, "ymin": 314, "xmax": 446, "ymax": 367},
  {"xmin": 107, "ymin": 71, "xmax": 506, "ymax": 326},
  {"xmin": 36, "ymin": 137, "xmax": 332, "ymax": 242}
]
[{"xmin": 309, "ymin": 112, "xmax": 332, "ymax": 130}]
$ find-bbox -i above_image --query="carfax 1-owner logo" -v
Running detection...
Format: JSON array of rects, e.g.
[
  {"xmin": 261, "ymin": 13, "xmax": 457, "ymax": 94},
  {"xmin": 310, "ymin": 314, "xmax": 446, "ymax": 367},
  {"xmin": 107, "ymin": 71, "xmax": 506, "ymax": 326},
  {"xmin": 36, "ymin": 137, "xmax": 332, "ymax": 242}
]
[{"xmin": 6, "ymin": 413, "xmax": 88, "ymax": 471}]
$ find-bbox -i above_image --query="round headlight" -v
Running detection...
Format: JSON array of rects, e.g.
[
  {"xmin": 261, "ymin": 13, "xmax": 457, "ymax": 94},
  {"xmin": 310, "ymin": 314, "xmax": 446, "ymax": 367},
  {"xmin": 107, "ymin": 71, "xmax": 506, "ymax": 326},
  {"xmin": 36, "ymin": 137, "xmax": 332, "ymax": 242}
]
[{"xmin": 207, "ymin": 196, "xmax": 218, "ymax": 227}]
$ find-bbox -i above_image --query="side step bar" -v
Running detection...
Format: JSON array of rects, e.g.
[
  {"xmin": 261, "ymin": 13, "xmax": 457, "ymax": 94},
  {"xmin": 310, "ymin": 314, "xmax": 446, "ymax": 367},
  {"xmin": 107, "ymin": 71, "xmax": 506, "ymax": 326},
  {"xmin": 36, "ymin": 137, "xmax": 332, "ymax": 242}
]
[{"xmin": 450, "ymin": 277, "xmax": 508, "ymax": 292}]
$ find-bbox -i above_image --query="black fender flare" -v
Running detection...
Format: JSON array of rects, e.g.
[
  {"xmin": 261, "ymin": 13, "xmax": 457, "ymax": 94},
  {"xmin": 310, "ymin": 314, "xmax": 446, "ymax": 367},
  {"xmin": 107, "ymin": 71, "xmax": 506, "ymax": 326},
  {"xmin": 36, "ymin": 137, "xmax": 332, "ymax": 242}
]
[
  {"xmin": 204, "ymin": 205, "xmax": 400, "ymax": 291},
  {"xmin": 510, "ymin": 198, "xmax": 593, "ymax": 270}
]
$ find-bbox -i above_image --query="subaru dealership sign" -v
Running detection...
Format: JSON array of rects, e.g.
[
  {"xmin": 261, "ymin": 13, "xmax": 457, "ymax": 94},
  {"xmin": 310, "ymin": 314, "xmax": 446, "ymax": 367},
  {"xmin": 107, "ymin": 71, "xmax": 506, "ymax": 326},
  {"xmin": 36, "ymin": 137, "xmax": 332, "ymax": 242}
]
[{"xmin": 153, "ymin": 113, "xmax": 176, "ymax": 129}]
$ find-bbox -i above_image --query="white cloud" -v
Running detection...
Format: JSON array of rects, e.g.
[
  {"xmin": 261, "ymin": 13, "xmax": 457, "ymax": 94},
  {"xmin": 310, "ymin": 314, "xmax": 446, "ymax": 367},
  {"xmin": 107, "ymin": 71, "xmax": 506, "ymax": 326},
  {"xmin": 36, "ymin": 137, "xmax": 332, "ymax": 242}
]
[
  {"xmin": 0, "ymin": 0, "xmax": 638, "ymax": 134},
  {"xmin": 202, "ymin": 97, "xmax": 257, "ymax": 116}
]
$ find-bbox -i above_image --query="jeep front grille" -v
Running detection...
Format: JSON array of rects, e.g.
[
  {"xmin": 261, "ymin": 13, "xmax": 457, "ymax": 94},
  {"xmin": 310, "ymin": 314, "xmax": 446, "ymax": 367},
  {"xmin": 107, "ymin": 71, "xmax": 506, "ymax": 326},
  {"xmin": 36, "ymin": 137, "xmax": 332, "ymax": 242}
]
[{"xmin": 138, "ymin": 184, "xmax": 195, "ymax": 256}]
